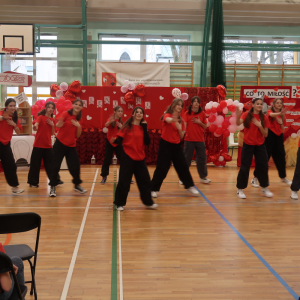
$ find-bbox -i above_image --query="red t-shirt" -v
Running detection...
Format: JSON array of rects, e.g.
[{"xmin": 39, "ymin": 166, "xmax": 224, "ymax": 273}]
[
  {"xmin": 241, "ymin": 112, "xmax": 269, "ymax": 146},
  {"xmin": 183, "ymin": 110, "xmax": 207, "ymax": 142},
  {"xmin": 106, "ymin": 118, "xmax": 121, "ymax": 147},
  {"xmin": 117, "ymin": 125, "xmax": 145, "ymax": 161},
  {"xmin": 161, "ymin": 113, "xmax": 185, "ymax": 144},
  {"xmin": 33, "ymin": 115, "xmax": 54, "ymax": 148},
  {"xmin": 267, "ymin": 110, "xmax": 286, "ymax": 136},
  {"xmin": 56, "ymin": 111, "xmax": 81, "ymax": 147},
  {"xmin": 0, "ymin": 110, "xmax": 22, "ymax": 145}
]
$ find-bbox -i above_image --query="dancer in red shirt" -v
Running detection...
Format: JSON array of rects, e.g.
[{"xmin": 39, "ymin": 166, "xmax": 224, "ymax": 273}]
[
  {"xmin": 112, "ymin": 106, "xmax": 157, "ymax": 211},
  {"xmin": 151, "ymin": 98, "xmax": 199, "ymax": 197},
  {"xmin": 49, "ymin": 99, "xmax": 87, "ymax": 197},
  {"xmin": 27, "ymin": 101, "xmax": 63, "ymax": 187},
  {"xmin": 182, "ymin": 96, "xmax": 210, "ymax": 184},
  {"xmin": 100, "ymin": 106, "xmax": 123, "ymax": 184},
  {"xmin": 250, "ymin": 98, "xmax": 290, "ymax": 188},
  {"xmin": 236, "ymin": 97, "xmax": 272, "ymax": 199},
  {"xmin": 0, "ymin": 99, "xmax": 24, "ymax": 194}
]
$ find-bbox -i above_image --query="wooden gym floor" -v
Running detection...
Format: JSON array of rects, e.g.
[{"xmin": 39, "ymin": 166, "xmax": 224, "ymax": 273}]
[{"xmin": 0, "ymin": 151, "xmax": 300, "ymax": 300}]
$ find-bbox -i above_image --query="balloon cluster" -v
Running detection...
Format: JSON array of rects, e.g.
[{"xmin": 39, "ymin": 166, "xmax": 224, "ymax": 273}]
[
  {"xmin": 121, "ymin": 81, "xmax": 146, "ymax": 103},
  {"xmin": 207, "ymin": 149, "xmax": 233, "ymax": 167},
  {"xmin": 31, "ymin": 97, "xmax": 73, "ymax": 120},
  {"xmin": 205, "ymin": 99, "xmax": 244, "ymax": 137},
  {"xmin": 171, "ymin": 88, "xmax": 189, "ymax": 101},
  {"xmin": 50, "ymin": 81, "xmax": 82, "ymax": 102}
]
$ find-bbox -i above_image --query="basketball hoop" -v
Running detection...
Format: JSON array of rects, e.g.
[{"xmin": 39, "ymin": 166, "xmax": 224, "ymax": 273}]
[{"xmin": 2, "ymin": 48, "xmax": 20, "ymax": 62}]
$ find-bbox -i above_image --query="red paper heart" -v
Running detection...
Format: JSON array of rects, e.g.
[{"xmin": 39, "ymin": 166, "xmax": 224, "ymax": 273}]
[
  {"xmin": 264, "ymin": 95, "xmax": 269, "ymax": 99},
  {"xmin": 253, "ymin": 89, "xmax": 257, "ymax": 93},
  {"xmin": 283, "ymin": 98, "xmax": 296, "ymax": 109},
  {"xmin": 243, "ymin": 94, "xmax": 246, "ymax": 98},
  {"xmin": 296, "ymin": 94, "xmax": 300, "ymax": 98},
  {"xmin": 274, "ymin": 87, "xmax": 279, "ymax": 91},
  {"xmin": 283, "ymin": 96, "xmax": 289, "ymax": 101},
  {"xmin": 285, "ymin": 109, "xmax": 300, "ymax": 129},
  {"xmin": 291, "ymin": 121, "xmax": 300, "ymax": 131},
  {"xmin": 297, "ymin": 86, "xmax": 300, "ymax": 89}
]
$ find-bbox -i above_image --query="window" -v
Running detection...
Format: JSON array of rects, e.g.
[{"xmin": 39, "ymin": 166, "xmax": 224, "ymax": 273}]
[
  {"xmin": 224, "ymin": 39, "xmax": 252, "ymax": 63},
  {"xmin": 98, "ymin": 34, "xmax": 190, "ymax": 63}
]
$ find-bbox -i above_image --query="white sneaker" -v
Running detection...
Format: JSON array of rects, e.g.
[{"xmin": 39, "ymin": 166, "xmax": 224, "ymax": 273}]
[
  {"xmin": 200, "ymin": 178, "xmax": 211, "ymax": 184},
  {"xmin": 187, "ymin": 186, "xmax": 200, "ymax": 196},
  {"xmin": 146, "ymin": 203, "xmax": 158, "ymax": 209},
  {"xmin": 12, "ymin": 187, "xmax": 24, "ymax": 194},
  {"xmin": 151, "ymin": 191, "xmax": 158, "ymax": 198},
  {"xmin": 262, "ymin": 187, "xmax": 273, "ymax": 198},
  {"xmin": 237, "ymin": 189, "xmax": 246, "ymax": 199},
  {"xmin": 290, "ymin": 191, "xmax": 298, "ymax": 200},
  {"xmin": 251, "ymin": 177, "xmax": 259, "ymax": 188},
  {"xmin": 116, "ymin": 206, "xmax": 124, "ymax": 211},
  {"xmin": 49, "ymin": 186, "xmax": 56, "ymax": 197},
  {"xmin": 179, "ymin": 180, "xmax": 183, "ymax": 185},
  {"xmin": 281, "ymin": 178, "xmax": 292, "ymax": 186}
]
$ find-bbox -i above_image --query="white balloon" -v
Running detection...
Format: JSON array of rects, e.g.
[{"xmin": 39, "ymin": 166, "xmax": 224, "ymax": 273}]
[
  {"xmin": 238, "ymin": 103, "xmax": 244, "ymax": 110},
  {"xmin": 215, "ymin": 115, "xmax": 224, "ymax": 125},
  {"xmin": 102, "ymin": 127, "xmax": 108, "ymax": 133},
  {"xmin": 212, "ymin": 102, "xmax": 219, "ymax": 108},
  {"xmin": 227, "ymin": 99, "xmax": 233, "ymax": 105},
  {"xmin": 128, "ymin": 82, "xmax": 135, "ymax": 90},
  {"xmin": 60, "ymin": 82, "xmax": 68, "ymax": 91},
  {"xmin": 233, "ymin": 100, "xmax": 240, "ymax": 106},
  {"xmin": 172, "ymin": 88, "xmax": 181, "ymax": 98},
  {"xmin": 206, "ymin": 103, "xmax": 213, "ymax": 109},
  {"xmin": 124, "ymin": 80, "xmax": 130, "ymax": 87},
  {"xmin": 291, "ymin": 133, "xmax": 297, "ymax": 139},
  {"xmin": 219, "ymin": 156, "xmax": 224, "ymax": 162},
  {"xmin": 228, "ymin": 124, "xmax": 237, "ymax": 133},
  {"xmin": 229, "ymin": 117, "xmax": 237, "ymax": 125},
  {"xmin": 222, "ymin": 107, "xmax": 228, "ymax": 114},
  {"xmin": 231, "ymin": 112, "xmax": 236, "ymax": 117}
]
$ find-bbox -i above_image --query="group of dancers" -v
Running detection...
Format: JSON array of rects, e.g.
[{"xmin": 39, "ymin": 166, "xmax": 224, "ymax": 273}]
[{"xmin": 0, "ymin": 96, "xmax": 299, "ymax": 208}]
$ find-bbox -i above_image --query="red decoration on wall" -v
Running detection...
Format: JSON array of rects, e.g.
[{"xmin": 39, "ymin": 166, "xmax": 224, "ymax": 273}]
[
  {"xmin": 50, "ymin": 84, "xmax": 60, "ymax": 97},
  {"xmin": 125, "ymin": 92, "xmax": 134, "ymax": 103},
  {"xmin": 69, "ymin": 80, "xmax": 82, "ymax": 95},
  {"xmin": 134, "ymin": 84, "xmax": 146, "ymax": 97}
]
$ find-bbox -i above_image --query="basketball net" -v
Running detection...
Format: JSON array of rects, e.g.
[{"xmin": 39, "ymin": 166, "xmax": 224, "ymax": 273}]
[{"xmin": 2, "ymin": 48, "xmax": 20, "ymax": 63}]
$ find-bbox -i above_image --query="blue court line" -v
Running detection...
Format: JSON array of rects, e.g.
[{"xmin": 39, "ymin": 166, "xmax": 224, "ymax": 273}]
[{"xmin": 194, "ymin": 186, "xmax": 299, "ymax": 300}]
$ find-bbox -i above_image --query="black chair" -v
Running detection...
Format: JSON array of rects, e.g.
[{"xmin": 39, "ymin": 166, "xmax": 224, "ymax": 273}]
[
  {"xmin": 0, "ymin": 252, "xmax": 27, "ymax": 300},
  {"xmin": 0, "ymin": 212, "xmax": 41, "ymax": 300}
]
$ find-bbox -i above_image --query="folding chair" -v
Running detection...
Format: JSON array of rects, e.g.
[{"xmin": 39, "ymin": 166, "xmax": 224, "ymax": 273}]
[
  {"xmin": 0, "ymin": 212, "xmax": 41, "ymax": 300},
  {"xmin": 0, "ymin": 252, "xmax": 27, "ymax": 300},
  {"xmin": 228, "ymin": 132, "xmax": 238, "ymax": 157}
]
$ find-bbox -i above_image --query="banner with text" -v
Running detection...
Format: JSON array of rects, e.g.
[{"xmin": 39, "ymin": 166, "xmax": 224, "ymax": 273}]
[{"xmin": 96, "ymin": 62, "xmax": 170, "ymax": 87}]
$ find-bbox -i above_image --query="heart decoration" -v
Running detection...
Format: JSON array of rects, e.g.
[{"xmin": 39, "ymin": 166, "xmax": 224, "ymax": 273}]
[
  {"xmin": 87, "ymin": 115, "xmax": 92, "ymax": 120},
  {"xmin": 297, "ymin": 95, "xmax": 300, "ymax": 98},
  {"xmin": 291, "ymin": 120, "xmax": 300, "ymax": 131},
  {"xmin": 264, "ymin": 95, "xmax": 269, "ymax": 100},
  {"xmin": 283, "ymin": 98, "xmax": 296, "ymax": 108},
  {"xmin": 104, "ymin": 108, "xmax": 107, "ymax": 111},
  {"xmin": 297, "ymin": 86, "xmax": 300, "ymax": 89},
  {"xmin": 82, "ymin": 90, "xmax": 86, "ymax": 93},
  {"xmin": 253, "ymin": 89, "xmax": 257, "ymax": 93},
  {"xmin": 285, "ymin": 109, "xmax": 300, "ymax": 129},
  {"xmin": 113, "ymin": 91, "xmax": 116, "ymax": 94},
  {"xmin": 124, "ymin": 114, "xmax": 127, "ymax": 117},
  {"xmin": 146, "ymin": 114, "xmax": 149, "ymax": 118},
  {"xmin": 274, "ymin": 87, "xmax": 279, "ymax": 91},
  {"xmin": 243, "ymin": 94, "xmax": 246, "ymax": 98},
  {"xmin": 159, "ymin": 96, "xmax": 164, "ymax": 100}
]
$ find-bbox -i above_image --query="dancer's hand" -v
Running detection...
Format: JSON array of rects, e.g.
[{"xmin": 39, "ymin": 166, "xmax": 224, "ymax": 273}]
[
  {"xmin": 252, "ymin": 118, "xmax": 262, "ymax": 128},
  {"xmin": 71, "ymin": 119, "xmax": 81, "ymax": 127},
  {"xmin": 6, "ymin": 119, "xmax": 16, "ymax": 127},
  {"xmin": 110, "ymin": 137, "xmax": 117, "ymax": 144},
  {"xmin": 117, "ymin": 122, "xmax": 122, "ymax": 128},
  {"xmin": 47, "ymin": 119, "xmax": 54, "ymax": 127},
  {"xmin": 174, "ymin": 121, "xmax": 182, "ymax": 130},
  {"xmin": 276, "ymin": 118, "xmax": 283, "ymax": 125},
  {"xmin": 192, "ymin": 117, "xmax": 201, "ymax": 125},
  {"xmin": 141, "ymin": 120, "xmax": 147, "ymax": 124},
  {"xmin": 280, "ymin": 108, "xmax": 288, "ymax": 115}
]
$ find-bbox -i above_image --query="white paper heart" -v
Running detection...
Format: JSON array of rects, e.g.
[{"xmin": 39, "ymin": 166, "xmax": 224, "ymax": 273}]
[
  {"xmin": 159, "ymin": 96, "xmax": 164, "ymax": 100},
  {"xmin": 104, "ymin": 108, "xmax": 107, "ymax": 111},
  {"xmin": 82, "ymin": 90, "xmax": 86, "ymax": 93},
  {"xmin": 87, "ymin": 115, "xmax": 92, "ymax": 120},
  {"xmin": 146, "ymin": 114, "xmax": 149, "ymax": 118},
  {"xmin": 124, "ymin": 114, "xmax": 127, "ymax": 117},
  {"xmin": 113, "ymin": 91, "xmax": 116, "ymax": 94}
]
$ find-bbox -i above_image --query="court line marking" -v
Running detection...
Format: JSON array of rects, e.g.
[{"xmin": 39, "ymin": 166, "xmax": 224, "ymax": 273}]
[
  {"xmin": 60, "ymin": 168, "xmax": 99, "ymax": 300},
  {"xmin": 194, "ymin": 186, "xmax": 299, "ymax": 300}
]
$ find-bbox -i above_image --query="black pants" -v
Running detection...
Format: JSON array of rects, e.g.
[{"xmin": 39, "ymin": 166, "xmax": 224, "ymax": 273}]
[
  {"xmin": 291, "ymin": 147, "xmax": 300, "ymax": 192},
  {"xmin": 254, "ymin": 130, "xmax": 286, "ymax": 179},
  {"xmin": 49, "ymin": 139, "xmax": 82, "ymax": 186},
  {"xmin": 100, "ymin": 140, "xmax": 123, "ymax": 177},
  {"xmin": 151, "ymin": 138, "xmax": 194, "ymax": 191},
  {"xmin": 237, "ymin": 142, "xmax": 269, "ymax": 189},
  {"xmin": 27, "ymin": 147, "xmax": 61, "ymax": 185},
  {"xmin": 114, "ymin": 152, "xmax": 154, "ymax": 207},
  {"xmin": 0, "ymin": 141, "xmax": 19, "ymax": 187}
]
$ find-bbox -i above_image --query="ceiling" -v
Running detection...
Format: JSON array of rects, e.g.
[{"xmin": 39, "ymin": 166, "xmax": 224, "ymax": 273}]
[{"xmin": 0, "ymin": 0, "xmax": 300, "ymax": 26}]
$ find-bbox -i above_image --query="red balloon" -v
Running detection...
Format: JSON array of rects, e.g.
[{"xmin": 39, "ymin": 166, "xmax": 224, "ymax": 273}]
[
  {"xmin": 210, "ymin": 155, "xmax": 218, "ymax": 162},
  {"xmin": 214, "ymin": 161, "xmax": 221, "ymax": 166},
  {"xmin": 223, "ymin": 153, "xmax": 232, "ymax": 161},
  {"xmin": 50, "ymin": 84, "xmax": 60, "ymax": 97},
  {"xmin": 57, "ymin": 104, "xmax": 65, "ymax": 112},
  {"xmin": 46, "ymin": 98, "xmax": 54, "ymax": 103},
  {"xmin": 69, "ymin": 80, "xmax": 82, "ymax": 96},
  {"xmin": 64, "ymin": 90, "xmax": 76, "ymax": 101},
  {"xmin": 206, "ymin": 108, "xmax": 211, "ymax": 114},
  {"xmin": 220, "ymin": 100, "xmax": 227, "ymax": 109},
  {"xmin": 220, "ymin": 160, "xmax": 226, "ymax": 166},
  {"xmin": 208, "ymin": 115, "xmax": 216, "ymax": 123},
  {"xmin": 217, "ymin": 85, "xmax": 226, "ymax": 98},
  {"xmin": 209, "ymin": 124, "xmax": 217, "ymax": 133},
  {"xmin": 228, "ymin": 105, "xmax": 236, "ymax": 112},
  {"xmin": 223, "ymin": 129, "xmax": 230, "ymax": 137},
  {"xmin": 216, "ymin": 127, "xmax": 224, "ymax": 135},
  {"xmin": 211, "ymin": 107, "xmax": 217, "ymax": 113},
  {"xmin": 217, "ymin": 106, "xmax": 223, "ymax": 113},
  {"xmin": 133, "ymin": 84, "xmax": 146, "ymax": 97},
  {"xmin": 222, "ymin": 122, "xmax": 229, "ymax": 129},
  {"xmin": 125, "ymin": 92, "xmax": 134, "ymax": 103}
]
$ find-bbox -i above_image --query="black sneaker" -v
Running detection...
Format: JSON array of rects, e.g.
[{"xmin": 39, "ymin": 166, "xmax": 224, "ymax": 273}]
[
  {"xmin": 49, "ymin": 186, "xmax": 56, "ymax": 197},
  {"xmin": 57, "ymin": 180, "xmax": 64, "ymax": 185},
  {"xmin": 100, "ymin": 177, "xmax": 107, "ymax": 184},
  {"xmin": 74, "ymin": 185, "xmax": 87, "ymax": 194},
  {"xmin": 29, "ymin": 184, "xmax": 39, "ymax": 188}
]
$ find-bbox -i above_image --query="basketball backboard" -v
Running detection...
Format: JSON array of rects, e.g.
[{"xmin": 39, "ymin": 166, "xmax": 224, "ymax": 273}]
[{"xmin": 0, "ymin": 23, "xmax": 34, "ymax": 55}]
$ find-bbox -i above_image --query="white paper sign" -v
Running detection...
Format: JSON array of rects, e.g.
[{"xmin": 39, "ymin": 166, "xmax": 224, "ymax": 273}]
[
  {"xmin": 82, "ymin": 100, "xmax": 87, "ymax": 108},
  {"xmin": 113, "ymin": 100, "xmax": 118, "ymax": 108},
  {"xmin": 97, "ymin": 100, "xmax": 103, "ymax": 108},
  {"xmin": 0, "ymin": 73, "xmax": 28, "ymax": 86},
  {"xmin": 136, "ymin": 97, "xmax": 141, "ymax": 105},
  {"xmin": 14, "ymin": 92, "xmax": 28, "ymax": 105},
  {"xmin": 89, "ymin": 97, "xmax": 94, "ymax": 105},
  {"xmin": 120, "ymin": 97, "xmax": 126, "ymax": 105},
  {"xmin": 104, "ymin": 96, "xmax": 110, "ymax": 104},
  {"xmin": 145, "ymin": 102, "xmax": 151, "ymax": 110}
]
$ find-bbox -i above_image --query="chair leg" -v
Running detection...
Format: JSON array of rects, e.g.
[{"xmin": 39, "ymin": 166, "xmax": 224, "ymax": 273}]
[{"xmin": 28, "ymin": 259, "xmax": 37, "ymax": 300}]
